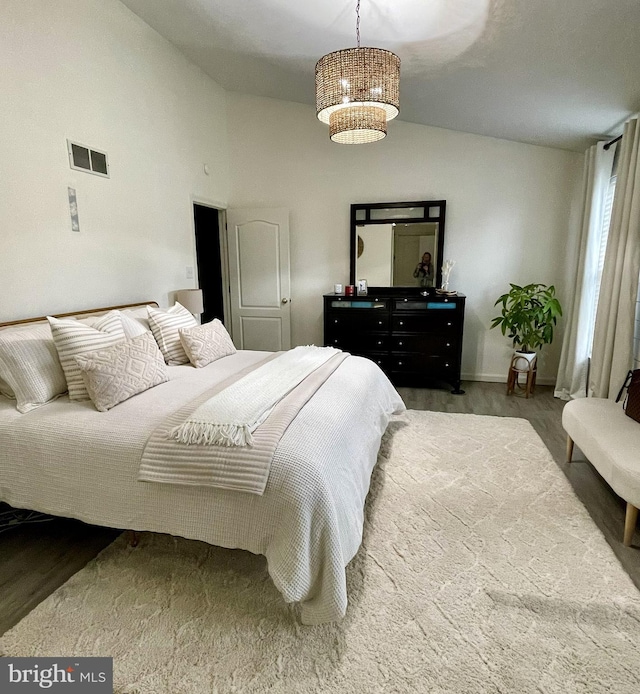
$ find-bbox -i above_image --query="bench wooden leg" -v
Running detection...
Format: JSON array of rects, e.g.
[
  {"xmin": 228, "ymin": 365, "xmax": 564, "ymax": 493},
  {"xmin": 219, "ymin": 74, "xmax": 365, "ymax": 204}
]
[
  {"xmin": 624, "ymin": 503, "xmax": 638, "ymax": 547},
  {"xmin": 566, "ymin": 435, "xmax": 574, "ymax": 463}
]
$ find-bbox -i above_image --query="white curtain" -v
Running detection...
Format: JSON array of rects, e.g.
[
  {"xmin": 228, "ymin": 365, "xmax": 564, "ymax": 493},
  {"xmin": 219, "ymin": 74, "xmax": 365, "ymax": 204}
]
[
  {"xmin": 590, "ymin": 118, "xmax": 640, "ymax": 398},
  {"xmin": 554, "ymin": 142, "xmax": 615, "ymax": 400}
]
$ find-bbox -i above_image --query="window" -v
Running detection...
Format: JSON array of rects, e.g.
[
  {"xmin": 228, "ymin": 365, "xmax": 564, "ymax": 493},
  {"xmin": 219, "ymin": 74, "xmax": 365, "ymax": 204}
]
[{"xmin": 588, "ymin": 165, "xmax": 617, "ymax": 357}]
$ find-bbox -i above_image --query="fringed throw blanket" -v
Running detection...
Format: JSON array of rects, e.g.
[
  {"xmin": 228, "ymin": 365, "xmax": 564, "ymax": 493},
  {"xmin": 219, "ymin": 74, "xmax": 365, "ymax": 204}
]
[
  {"xmin": 172, "ymin": 346, "xmax": 340, "ymax": 447},
  {"xmin": 139, "ymin": 347, "xmax": 348, "ymax": 494}
]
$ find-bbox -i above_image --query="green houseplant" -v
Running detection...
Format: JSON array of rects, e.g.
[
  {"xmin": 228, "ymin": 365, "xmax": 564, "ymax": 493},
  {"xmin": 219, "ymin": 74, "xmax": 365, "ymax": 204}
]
[{"xmin": 491, "ymin": 283, "xmax": 562, "ymax": 353}]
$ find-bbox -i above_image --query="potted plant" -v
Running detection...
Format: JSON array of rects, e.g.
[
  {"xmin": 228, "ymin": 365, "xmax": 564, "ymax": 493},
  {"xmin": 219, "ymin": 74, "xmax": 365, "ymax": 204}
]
[{"xmin": 491, "ymin": 283, "xmax": 562, "ymax": 360}]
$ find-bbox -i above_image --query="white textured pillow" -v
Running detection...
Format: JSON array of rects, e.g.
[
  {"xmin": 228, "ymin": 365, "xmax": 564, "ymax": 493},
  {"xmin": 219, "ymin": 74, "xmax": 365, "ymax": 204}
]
[
  {"xmin": 179, "ymin": 319, "xmax": 236, "ymax": 368},
  {"xmin": 147, "ymin": 303, "xmax": 197, "ymax": 365},
  {"xmin": 75, "ymin": 332, "xmax": 169, "ymax": 412},
  {"xmin": 119, "ymin": 312, "xmax": 150, "ymax": 340},
  {"xmin": 48, "ymin": 311, "xmax": 125, "ymax": 401},
  {"xmin": 0, "ymin": 323, "xmax": 68, "ymax": 413},
  {"xmin": 121, "ymin": 307, "xmax": 151, "ymax": 333}
]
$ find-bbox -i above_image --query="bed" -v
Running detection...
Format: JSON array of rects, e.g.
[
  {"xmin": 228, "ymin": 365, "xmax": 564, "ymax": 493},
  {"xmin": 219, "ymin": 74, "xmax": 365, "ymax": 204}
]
[{"xmin": 0, "ymin": 302, "xmax": 404, "ymax": 624}]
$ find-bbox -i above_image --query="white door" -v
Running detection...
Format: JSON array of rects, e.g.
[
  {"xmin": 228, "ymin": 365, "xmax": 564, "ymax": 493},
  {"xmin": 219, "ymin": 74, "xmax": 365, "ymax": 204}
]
[{"xmin": 226, "ymin": 208, "xmax": 291, "ymax": 351}]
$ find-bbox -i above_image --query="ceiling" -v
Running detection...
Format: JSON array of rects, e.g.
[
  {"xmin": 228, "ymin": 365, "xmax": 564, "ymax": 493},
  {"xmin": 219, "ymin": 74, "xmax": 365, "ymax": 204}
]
[{"xmin": 120, "ymin": 0, "xmax": 640, "ymax": 152}]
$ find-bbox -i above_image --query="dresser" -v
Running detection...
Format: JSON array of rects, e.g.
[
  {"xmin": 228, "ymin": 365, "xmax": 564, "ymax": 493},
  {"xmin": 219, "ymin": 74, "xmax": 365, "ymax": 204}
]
[{"xmin": 323, "ymin": 289, "xmax": 465, "ymax": 393}]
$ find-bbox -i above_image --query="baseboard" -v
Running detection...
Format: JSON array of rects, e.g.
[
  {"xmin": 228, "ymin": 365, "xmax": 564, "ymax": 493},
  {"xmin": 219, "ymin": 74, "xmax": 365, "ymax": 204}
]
[{"xmin": 461, "ymin": 372, "xmax": 557, "ymax": 387}]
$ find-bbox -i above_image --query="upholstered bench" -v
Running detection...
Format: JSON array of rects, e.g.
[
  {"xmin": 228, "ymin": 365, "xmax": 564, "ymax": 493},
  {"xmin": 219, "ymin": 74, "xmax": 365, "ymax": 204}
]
[{"xmin": 563, "ymin": 398, "xmax": 640, "ymax": 547}]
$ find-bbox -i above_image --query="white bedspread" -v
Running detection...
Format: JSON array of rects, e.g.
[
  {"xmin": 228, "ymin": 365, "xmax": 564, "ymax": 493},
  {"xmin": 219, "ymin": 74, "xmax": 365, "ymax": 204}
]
[
  {"xmin": 140, "ymin": 351, "xmax": 348, "ymax": 495},
  {"xmin": 0, "ymin": 351, "xmax": 404, "ymax": 624}
]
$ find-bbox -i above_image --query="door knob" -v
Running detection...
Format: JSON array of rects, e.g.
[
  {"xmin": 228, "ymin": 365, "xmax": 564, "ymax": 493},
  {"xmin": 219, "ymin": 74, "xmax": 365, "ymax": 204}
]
[{"xmin": 281, "ymin": 298, "xmax": 289, "ymax": 304}]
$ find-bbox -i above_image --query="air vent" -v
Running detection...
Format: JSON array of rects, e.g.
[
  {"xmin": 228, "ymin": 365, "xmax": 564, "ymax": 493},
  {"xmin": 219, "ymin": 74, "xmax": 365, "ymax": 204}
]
[{"xmin": 67, "ymin": 140, "xmax": 109, "ymax": 178}]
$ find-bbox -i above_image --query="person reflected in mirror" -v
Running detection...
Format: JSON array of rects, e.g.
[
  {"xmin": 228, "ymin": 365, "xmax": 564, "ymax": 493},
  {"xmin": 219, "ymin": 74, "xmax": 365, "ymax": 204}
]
[{"xmin": 413, "ymin": 252, "xmax": 434, "ymax": 287}]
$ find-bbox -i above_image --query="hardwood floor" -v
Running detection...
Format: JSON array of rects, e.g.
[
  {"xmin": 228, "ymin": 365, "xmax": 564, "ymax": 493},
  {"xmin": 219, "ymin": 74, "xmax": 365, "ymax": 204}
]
[
  {"xmin": 0, "ymin": 381, "xmax": 638, "ymax": 637},
  {"xmin": 0, "ymin": 512, "xmax": 119, "ymax": 636}
]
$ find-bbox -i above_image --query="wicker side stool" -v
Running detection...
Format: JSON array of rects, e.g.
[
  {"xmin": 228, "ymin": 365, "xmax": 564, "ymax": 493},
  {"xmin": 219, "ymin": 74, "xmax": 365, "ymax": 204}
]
[{"xmin": 506, "ymin": 353, "xmax": 537, "ymax": 398}]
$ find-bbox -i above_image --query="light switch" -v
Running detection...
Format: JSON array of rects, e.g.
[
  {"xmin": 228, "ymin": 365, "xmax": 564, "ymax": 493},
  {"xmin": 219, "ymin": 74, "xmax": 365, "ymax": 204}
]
[{"xmin": 186, "ymin": 266, "xmax": 194, "ymax": 279}]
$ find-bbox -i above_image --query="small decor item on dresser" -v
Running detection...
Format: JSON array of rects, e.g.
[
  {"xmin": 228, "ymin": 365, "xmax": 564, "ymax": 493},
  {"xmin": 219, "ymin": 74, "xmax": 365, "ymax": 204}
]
[
  {"xmin": 616, "ymin": 369, "xmax": 640, "ymax": 423},
  {"xmin": 357, "ymin": 279, "xmax": 368, "ymax": 296},
  {"xmin": 345, "ymin": 285, "xmax": 355, "ymax": 296},
  {"xmin": 437, "ymin": 259, "xmax": 456, "ymax": 294},
  {"xmin": 334, "ymin": 283, "xmax": 343, "ymax": 295}
]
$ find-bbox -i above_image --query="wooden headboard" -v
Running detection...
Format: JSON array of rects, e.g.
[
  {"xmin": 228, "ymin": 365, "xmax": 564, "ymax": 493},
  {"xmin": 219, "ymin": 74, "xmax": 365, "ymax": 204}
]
[{"xmin": 0, "ymin": 301, "xmax": 158, "ymax": 328}]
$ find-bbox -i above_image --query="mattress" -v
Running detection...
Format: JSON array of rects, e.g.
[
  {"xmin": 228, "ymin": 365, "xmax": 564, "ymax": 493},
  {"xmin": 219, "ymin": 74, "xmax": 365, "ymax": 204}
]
[{"xmin": 0, "ymin": 350, "xmax": 404, "ymax": 624}]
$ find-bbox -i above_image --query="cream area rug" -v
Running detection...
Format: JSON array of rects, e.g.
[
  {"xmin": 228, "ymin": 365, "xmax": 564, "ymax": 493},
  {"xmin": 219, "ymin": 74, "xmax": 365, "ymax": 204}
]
[{"xmin": 2, "ymin": 411, "xmax": 640, "ymax": 693}]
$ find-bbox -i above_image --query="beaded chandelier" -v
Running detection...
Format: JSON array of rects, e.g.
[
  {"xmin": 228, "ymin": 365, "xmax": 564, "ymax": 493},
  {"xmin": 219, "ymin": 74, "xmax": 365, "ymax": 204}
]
[{"xmin": 315, "ymin": 1, "xmax": 400, "ymax": 144}]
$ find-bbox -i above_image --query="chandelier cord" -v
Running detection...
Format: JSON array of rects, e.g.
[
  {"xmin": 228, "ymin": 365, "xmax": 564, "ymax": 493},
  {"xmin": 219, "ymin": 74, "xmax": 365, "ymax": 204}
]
[{"xmin": 355, "ymin": 0, "xmax": 361, "ymax": 47}]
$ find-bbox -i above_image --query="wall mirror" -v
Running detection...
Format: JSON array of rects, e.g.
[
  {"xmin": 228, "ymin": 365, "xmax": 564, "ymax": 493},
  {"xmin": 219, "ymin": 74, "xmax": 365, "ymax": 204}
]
[{"xmin": 350, "ymin": 200, "xmax": 446, "ymax": 289}]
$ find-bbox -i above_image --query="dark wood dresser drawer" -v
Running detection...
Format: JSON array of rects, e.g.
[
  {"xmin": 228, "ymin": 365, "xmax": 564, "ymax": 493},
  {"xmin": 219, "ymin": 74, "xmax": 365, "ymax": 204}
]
[
  {"xmin": 326, "ymin": 312, "xmax": 389, "ymax": 332},
  {"xmin": 326, "ymin": 333, "xmax": 389, "ymax": 352},
  {"xmin": 352, "ymin": 352, "xmax": 389, "ymax": 370},
  {"xmin": 391, "ymin": 353, "xmax": 457, "ymax": 373},
  {"xmin": 392, "ymin": 313, "xmax": 459, "ymax": 333},
  {"xmin": 392, "ymin": 334, "xmax": 458, "ymax": 354}
]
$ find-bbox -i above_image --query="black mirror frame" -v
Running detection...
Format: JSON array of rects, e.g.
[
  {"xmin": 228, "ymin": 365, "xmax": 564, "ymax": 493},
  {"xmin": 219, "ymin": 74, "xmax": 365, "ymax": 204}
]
[{"xmin": 350, "ymin": 200, "xmax": 447, "ymax": 289}]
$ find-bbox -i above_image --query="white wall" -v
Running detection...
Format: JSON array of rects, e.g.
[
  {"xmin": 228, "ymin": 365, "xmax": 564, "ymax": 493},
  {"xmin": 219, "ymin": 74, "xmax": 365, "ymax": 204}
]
[
  {"xmin": 0, "ymin": 0, "xmax": 229, "ymax": 321},
  {"xmin": 227, "ymin": 93, "xmax": 583, "ymax": 383},
  {"xmin": 0, "ymin": 1, "xmax": 583, "ymax": 384}
]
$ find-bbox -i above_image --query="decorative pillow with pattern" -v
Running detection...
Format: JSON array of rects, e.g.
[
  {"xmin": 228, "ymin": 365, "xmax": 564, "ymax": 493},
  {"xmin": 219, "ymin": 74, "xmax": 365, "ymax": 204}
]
[
  {"xmin": 147, "ymin": 303, "xmax": 197, "ymax": 365},
  {"xmin": 0, "ymin": 323, "xmax": 68, "ymax": 413},
  {"xmin": 75, "ymin": 332, "xmax": 169, "ymax": 412},
  {"xmin": 179, "ymin": 319, "xmax": 237, "ymax": 368},
  {"xmin": 48, "ymin": 311, "xmax": 125, "ymax": 401}
]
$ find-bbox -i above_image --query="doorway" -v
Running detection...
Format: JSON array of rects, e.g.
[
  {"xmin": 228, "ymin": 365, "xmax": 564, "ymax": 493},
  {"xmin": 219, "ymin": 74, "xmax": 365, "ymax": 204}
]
[
  {"xmin": 193, "ymin": 203, "xmax": 225, "ymax": 323},
  {"xmin": 193, "ymin": 203, "xmax": 225, "ymax": 325}
]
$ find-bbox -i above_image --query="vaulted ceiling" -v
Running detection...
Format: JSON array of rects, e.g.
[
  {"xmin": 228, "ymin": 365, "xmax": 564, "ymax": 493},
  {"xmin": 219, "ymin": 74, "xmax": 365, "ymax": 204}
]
[{"xmin": 120, "ymin": 0, "xmax": 640, "ymax": 151}]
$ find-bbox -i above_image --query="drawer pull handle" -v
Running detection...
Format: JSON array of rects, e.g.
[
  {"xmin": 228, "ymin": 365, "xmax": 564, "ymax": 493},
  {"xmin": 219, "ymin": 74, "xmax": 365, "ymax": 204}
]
[
  {"xmin": 398, "ymin": 361, "xmax": 403, "ymax": 366},
  {"xmin": 399, "ymin": 321, "xmax": 404, "ymax": 326},
  {"xmin": 445, "ymin": 363, "xmax": 450, "ymax": 367},
  {"xmin": 399, "ymin": 341, "xmax": 403, "ymax": 346},
  {"xmin": 447, "ymin": 322, "xmax": 452, "ymax": 326},
  {"xmin": 404, "ymin": 298, "xmax": 408, "ymax": 302},
  {"xmin": 378, "ymin": 321, "xmax": 383, "ymax": 325},
  {"xmin": 334, "ymin": 319, "xmax": 338, "ymax": 324},
  {"xmin": 377, "ymin": 341, "xmax": 382, "ymax": 345},
  {"xmin": 446, "ymin": 343, "xmax": 451, "ymax": 347},
  {"xmin": 334, "ymin": 340, "xmax": 339, "ymax": 344}
]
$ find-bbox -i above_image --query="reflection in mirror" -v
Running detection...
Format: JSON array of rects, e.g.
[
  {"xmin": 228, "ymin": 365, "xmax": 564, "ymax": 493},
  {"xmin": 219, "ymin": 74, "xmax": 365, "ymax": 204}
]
[
  {"xmin": 356, "ymin": 223, "xmax": 439, "ymax": 287},
  {"xmin": 350, "ymin": 200, "xmax": 446, "ymax": 288}
]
